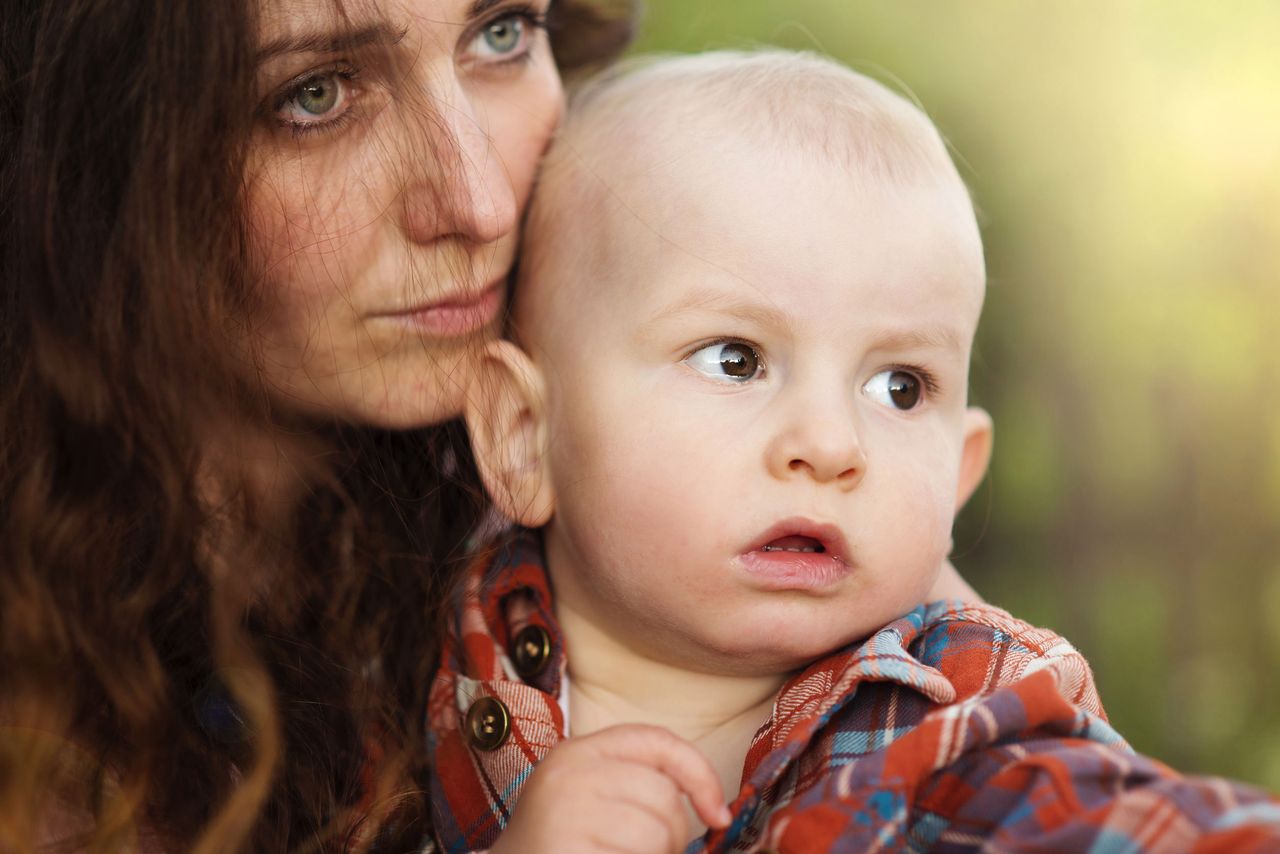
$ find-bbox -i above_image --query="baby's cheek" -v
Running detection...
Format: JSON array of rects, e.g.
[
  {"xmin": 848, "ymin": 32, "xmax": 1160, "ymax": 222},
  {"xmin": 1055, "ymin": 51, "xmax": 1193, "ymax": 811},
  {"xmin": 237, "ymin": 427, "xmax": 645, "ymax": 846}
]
[
  {"xmin": 548, "ymin": 396, "xmax": 675, "ymax": 537},
  {"xmin": 605, "ymin": 451, "xmax": 699, "ymax": 538},
  {"xmin": 897, "ymin": 455, "xmax": 960, "ymax": 555}
]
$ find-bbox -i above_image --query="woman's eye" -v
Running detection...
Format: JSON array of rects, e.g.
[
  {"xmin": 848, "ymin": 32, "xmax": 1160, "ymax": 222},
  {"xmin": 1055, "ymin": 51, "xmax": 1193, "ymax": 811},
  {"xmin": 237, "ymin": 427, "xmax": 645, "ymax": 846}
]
[
  {"xmin": 863, "ymin": 369, "xmax": 923, "ymax": 410},
  {"xmin": 274, "ymin": 68, "xmax": 357, "ymax": 131},
  {"xmin": 295, "ymin": 75, "xmax": 340, "ymax": 114},
  {"xmin": 685, "ymin": 341, "xmax": 764, "ymax": 383},
  {"xmin": 471, "ymin": 14, "xmax": 528, "ymax": 58}
]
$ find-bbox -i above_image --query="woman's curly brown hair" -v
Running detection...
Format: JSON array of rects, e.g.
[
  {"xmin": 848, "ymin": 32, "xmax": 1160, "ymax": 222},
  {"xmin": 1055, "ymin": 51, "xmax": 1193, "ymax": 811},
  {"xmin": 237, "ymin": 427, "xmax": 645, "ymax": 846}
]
[{"xmin": 0, "ymin": 0, "xmax": 635, "ymax": 849}]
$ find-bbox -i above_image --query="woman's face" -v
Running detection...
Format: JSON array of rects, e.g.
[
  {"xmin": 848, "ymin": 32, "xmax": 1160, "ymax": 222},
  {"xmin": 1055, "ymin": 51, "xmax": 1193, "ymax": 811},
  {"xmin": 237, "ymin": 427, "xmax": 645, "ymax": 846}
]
[{"xmin": 245, "ymin": 0, "xmax": 562, "ymax": 427}]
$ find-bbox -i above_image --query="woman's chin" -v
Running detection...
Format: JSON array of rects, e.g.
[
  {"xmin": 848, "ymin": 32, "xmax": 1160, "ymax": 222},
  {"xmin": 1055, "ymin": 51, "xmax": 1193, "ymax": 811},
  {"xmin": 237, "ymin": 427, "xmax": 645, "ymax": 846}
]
[{"xmin": 260, "ymin": 344, "xmax": 490, "ymax": 431}]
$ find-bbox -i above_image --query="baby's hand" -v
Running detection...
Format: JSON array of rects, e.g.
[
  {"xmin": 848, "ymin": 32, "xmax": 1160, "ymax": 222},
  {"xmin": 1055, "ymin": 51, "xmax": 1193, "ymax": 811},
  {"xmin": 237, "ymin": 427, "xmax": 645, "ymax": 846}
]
[{"xmin": 490, "ymin": 723, "xmax": 732, "ymax": 854}]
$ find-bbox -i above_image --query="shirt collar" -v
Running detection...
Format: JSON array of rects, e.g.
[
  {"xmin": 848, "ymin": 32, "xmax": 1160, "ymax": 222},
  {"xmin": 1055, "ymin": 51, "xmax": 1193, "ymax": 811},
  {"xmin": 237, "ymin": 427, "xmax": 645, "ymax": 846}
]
[
  {"xmin": 742, "ymin": 604, "xmax": 958, "ymax": 791},
  {"xmin": 447, "ymin": 529, "xmax": 567, "ymax": 697}
]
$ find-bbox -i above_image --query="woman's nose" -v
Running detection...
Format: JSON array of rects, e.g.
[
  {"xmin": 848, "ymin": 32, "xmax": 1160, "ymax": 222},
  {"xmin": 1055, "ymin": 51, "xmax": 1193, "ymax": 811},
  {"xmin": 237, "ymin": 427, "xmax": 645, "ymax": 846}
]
[
  {"xmin": 765, "ymin": 398, "xmax": 867, "ymax": 490},
  {"xmin": 399, "ymin": 85, "xmax": 518, "ymax": 247}
]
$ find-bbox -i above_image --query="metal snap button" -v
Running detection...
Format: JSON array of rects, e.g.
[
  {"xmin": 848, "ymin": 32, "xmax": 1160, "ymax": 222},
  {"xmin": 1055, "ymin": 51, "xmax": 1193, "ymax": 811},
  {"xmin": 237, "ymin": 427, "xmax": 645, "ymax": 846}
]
[
  {"xmin": 510, "ymin": 625, "xmax": 553, "ymax": 679},
  {"xmin": 464, "ymin": 696, "xmax": 511, "ymax": 751}
]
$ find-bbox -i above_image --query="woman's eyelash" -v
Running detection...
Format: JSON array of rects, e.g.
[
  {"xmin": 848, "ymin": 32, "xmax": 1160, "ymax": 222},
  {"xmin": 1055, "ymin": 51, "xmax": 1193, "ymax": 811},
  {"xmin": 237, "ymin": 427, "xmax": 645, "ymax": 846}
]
[
  {"xmin": 270, "ymin": 64, "xmax": 359, "ymax": 112},
  {"xmin": 269, "ymin": 64, "xmax": 363, "ymax": 138},
  {"xmin": 473, "ymin": 5, "xmax": 549, "ymax": 67},
  {"xmin": 282, "ymin": 107, "xmax": 356, "ymax": 140},
  {"xmin": 495, "ymin": 5, "xmax": 549, "ymax": 33}
]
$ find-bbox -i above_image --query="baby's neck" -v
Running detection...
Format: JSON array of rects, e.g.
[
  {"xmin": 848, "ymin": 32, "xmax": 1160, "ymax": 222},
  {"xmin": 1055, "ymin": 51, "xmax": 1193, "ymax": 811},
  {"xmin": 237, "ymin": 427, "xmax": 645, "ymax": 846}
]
[{"xmin": 557, "ymin": 599, "xmax": 786, "ymax": 836}]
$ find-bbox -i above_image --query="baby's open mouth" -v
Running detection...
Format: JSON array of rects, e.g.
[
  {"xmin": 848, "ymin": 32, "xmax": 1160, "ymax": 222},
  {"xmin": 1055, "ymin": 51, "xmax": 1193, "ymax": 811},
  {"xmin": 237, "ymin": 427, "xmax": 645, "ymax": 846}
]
[
  {"xmin": 760, "ymin": 535, "xmax": 826, "ymax": 554},
  {"xmin": 740, "ymin": 523, "xmax": 851, "ymax": 590}
]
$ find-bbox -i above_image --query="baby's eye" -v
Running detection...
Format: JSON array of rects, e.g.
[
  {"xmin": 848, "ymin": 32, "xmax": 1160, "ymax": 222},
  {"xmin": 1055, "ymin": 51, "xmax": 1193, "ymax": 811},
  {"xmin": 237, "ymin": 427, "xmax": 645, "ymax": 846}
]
[
  {"xmin": 863, "ymin": 369, "xmax": 923, "ymax": 410},
  {"xmin": 684, "ymin": 341, "xmax": 764, "ymax": 383}
]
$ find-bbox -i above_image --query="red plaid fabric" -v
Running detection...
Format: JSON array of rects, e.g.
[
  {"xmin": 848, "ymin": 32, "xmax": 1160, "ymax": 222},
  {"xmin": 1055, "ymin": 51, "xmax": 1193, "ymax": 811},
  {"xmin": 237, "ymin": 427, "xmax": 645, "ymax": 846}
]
[{"xmin": 425, "ymin": 531, "xmax": 1280, "ymax": 852}]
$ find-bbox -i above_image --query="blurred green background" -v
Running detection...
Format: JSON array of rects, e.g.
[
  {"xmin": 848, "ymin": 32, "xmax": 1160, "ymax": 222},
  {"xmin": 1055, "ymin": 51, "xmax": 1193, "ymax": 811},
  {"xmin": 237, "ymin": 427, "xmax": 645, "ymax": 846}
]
[{"xmin": 632, "ymin": 1, "xmax": 1280, "ymax": 791}]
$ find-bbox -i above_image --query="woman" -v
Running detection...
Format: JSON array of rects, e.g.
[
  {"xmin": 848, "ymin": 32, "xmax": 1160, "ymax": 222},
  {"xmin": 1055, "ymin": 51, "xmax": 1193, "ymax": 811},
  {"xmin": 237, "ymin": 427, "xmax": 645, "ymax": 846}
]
[
  {"xmin": 2, "ymin": 0, "xmax": 980, "ymax": 850},
  {"xmin": 1, "ymin": 0, "xmax": 631, "ymax": 849}
]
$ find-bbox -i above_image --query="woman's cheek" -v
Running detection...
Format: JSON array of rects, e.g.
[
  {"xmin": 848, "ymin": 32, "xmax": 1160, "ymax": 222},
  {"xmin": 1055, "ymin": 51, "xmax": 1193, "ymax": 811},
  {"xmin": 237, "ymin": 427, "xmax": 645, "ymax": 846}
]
[
  {"xmin": 245, "ymin": 154, "xmax": 380, "ymax": 315},
  {"xmin": 496, "ymin": 61, "xmax": 564, "ymax": 213}
]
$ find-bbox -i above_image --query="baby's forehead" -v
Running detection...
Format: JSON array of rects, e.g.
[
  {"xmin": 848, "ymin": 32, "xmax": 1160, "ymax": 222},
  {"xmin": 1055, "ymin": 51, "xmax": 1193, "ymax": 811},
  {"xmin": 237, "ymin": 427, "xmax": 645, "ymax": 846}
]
[
  {"xmin": 515, "ymin": 50, "xmax": 982, "ymax": 337},
  {"xmin": 527, "ymin": 52, "xmax": 966, "ymax": 251}
]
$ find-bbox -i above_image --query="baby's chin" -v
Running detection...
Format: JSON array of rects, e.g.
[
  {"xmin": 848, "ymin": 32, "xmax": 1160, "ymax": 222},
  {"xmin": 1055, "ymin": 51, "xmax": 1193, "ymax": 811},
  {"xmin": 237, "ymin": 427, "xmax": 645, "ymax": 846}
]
[{"xmin": 673, "ymin": 613, "xmax": 893, "ymax": 678}]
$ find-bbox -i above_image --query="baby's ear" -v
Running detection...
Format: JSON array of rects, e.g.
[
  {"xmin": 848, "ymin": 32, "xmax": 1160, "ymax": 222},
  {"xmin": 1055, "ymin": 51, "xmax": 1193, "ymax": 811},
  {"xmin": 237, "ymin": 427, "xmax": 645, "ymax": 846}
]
[
  {"xmin": 955, "ymin": 407, "xmax": 994, "ymax": 510},
  {"xmin": 464, "ymin": 340, "xmax": 554, "ymax": 527}
]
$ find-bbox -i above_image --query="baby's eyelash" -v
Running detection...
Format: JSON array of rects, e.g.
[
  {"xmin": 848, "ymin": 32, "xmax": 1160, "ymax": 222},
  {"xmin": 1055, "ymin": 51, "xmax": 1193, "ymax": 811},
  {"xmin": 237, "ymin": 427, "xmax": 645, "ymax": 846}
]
[
  {"xmin": 683, "ymin": 336, "xmax": 761, "ymax": 355},
  {"xmin": 901, "ymin": 365, "xmax": 942, "ymax": 396}
]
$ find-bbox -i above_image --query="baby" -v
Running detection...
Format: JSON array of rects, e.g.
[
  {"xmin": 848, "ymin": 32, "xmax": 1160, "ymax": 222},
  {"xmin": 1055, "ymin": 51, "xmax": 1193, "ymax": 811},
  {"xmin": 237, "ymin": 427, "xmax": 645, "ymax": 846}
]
[{"xmin": 427, "ymin": 50, "xmax": 1280, "ymax": 853}]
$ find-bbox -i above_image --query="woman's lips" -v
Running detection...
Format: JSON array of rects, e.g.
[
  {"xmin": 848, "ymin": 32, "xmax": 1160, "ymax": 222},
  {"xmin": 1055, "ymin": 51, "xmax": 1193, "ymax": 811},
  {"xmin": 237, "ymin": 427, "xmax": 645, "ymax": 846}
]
[
  {"xmin": 737, "ymin": 519, "xmax": 852, "ymax": 591},
  {"xmin": 384, "ymin": 282, "xmax": 503, "ymax": 337}
]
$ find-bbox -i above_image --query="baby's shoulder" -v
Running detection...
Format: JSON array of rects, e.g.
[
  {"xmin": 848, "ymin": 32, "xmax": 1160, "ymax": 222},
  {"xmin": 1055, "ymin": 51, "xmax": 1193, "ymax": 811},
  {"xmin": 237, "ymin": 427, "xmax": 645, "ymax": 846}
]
[{"xmin": 911, "ymin": 601, "xmax": 1105, "ymax": 717}]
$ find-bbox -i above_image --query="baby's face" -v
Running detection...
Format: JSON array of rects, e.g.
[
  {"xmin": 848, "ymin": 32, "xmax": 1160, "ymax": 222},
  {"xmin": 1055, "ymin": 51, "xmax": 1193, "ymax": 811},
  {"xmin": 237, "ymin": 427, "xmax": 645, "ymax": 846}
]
[{"xmin": 516, "ymin": 131, "xmax": 989, "ymax": 675}]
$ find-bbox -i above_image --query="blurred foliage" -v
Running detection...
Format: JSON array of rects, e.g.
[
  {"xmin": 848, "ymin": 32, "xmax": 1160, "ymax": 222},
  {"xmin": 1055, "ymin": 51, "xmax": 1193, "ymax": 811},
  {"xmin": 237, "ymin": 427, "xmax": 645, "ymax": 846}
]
[{"xmin": 632, "ymin": 1, "xmax": 1280, "ymax": 791}]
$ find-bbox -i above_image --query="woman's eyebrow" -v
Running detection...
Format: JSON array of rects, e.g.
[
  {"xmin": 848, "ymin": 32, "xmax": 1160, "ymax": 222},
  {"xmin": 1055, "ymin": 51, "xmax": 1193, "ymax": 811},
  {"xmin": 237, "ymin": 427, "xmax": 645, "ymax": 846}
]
[
  {"xmin": 257, "ymin": 22, "xmax": 407, "ymax": 61},
  {"xmin": 469, "ymin": 0, "xmax": 508, "ymax": 17}
]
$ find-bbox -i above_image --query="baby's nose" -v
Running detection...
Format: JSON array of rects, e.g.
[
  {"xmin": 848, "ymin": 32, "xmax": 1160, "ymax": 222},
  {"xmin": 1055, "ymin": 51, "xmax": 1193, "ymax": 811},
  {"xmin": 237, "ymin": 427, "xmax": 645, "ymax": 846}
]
[{"xmin": 767, "ymin": 410, "xmax": 866, "ymax": 490}]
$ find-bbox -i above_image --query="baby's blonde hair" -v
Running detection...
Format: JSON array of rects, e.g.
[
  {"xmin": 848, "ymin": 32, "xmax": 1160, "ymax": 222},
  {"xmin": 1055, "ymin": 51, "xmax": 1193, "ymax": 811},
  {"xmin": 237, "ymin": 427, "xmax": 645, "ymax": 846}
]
[{"xmin": 559, "ymin": 49, "xmax": 954, "ymax": 181}]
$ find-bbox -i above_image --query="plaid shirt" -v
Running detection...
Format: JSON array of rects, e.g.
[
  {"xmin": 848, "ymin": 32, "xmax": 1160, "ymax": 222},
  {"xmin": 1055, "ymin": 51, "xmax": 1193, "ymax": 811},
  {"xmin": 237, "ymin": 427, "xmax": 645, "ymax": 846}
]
[{"xmin": 425, "ymin": 531, "xmax": 1280, "ymax": 852}]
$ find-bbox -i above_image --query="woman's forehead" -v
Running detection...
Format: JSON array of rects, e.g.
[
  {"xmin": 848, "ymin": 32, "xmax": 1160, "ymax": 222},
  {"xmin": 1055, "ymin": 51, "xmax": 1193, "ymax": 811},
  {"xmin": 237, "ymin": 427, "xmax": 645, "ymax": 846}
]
[{"xmin": 255, "ymin": 0, "xmax": 479, "ymax": 47}]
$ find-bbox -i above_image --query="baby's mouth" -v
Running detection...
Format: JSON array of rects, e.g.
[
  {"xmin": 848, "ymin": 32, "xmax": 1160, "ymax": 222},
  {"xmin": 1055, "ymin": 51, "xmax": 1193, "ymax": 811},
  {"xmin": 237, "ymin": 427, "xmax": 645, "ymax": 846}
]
[
  {"xmin": 739, "ymin": 522, "xmax": 852, "ymax": 590},
  {"xmin": 743, "ymin": 518, "xmax": 852, "ymax": 569},
  {"xmin": 760, "ymin": 535, "xmax": 826, "ymax": 554}
]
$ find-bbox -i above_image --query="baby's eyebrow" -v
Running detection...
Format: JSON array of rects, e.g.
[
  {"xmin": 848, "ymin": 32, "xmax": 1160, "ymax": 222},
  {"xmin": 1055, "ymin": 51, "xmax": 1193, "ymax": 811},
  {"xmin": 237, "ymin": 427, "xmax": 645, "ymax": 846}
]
[
  {"xmin": 640, "ymin": 286, "xmax": 792, "ymax": 336},
  {"xmin": 870, "ymin": 327, "xmax": 964, "ymax": 353}
]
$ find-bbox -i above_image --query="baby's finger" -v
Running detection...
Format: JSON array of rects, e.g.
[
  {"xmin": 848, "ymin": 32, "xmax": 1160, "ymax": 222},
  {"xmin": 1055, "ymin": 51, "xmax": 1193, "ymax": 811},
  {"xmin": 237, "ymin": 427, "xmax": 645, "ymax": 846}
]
[
  {"xmin": 603, "ymin": 763, "xmax": 690, "ymax": 850},
  {"xmin": 585, "ymin": 724, "xmax": 733, "ymax": 830}
]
